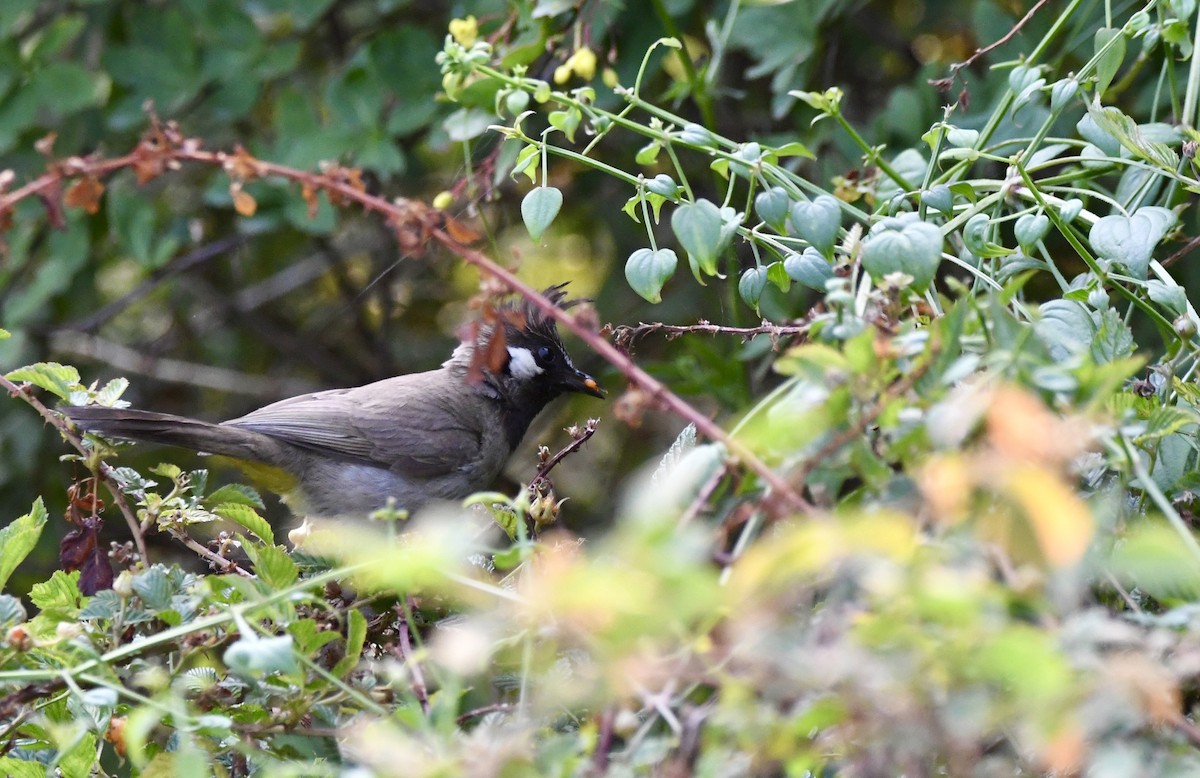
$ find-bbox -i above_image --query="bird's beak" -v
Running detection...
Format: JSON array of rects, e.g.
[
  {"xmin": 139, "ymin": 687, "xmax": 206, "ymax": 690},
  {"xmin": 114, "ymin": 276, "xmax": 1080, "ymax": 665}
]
[{"xmin": 562, "ymin": 368, "xmax": 606, "ymax": 398}]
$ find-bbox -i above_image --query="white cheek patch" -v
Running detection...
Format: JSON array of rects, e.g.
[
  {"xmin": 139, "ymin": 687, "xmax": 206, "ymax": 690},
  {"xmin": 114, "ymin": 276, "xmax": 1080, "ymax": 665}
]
[{"xmin": 506, "ymin": 346, "xmax": 544, "ymax": 379}]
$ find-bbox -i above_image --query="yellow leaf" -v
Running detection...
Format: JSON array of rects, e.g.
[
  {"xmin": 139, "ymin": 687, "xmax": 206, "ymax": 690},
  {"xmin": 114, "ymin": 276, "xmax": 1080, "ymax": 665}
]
[
  {"xmin": 1005, "ymin": 466, "xmax": 1094, "ymax": 567},
  {"xmin": 232, "ymin": 188, "xmax": 257, "ymax": 217}
]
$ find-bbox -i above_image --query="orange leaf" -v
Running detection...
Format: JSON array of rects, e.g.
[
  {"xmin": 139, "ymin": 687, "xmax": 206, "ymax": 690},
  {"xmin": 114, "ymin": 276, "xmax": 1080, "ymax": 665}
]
[
  {"xmin": 64, "ymin": 177, "xmax": 105, "ymax": 214},
  {"xmin": 232, "ymin": 188, "xmax": 257, "ymax": 217}
]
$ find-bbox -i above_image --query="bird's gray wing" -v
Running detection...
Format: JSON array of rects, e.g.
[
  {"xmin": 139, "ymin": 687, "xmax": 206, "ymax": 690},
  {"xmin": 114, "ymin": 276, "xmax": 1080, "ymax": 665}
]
[{"xmin": 224, "ymin": 371, "xmax": 484, "ymax": 478}]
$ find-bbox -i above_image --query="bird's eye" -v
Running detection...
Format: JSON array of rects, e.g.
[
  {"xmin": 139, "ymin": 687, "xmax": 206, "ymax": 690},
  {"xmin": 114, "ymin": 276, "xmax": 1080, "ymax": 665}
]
[{"xmin": 536, "ymin": 345, "xmax": 554, "ymax": 363}]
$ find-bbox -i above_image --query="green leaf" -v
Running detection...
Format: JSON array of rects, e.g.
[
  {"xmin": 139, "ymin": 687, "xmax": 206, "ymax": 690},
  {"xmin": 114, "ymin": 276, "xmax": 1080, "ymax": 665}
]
[
  {"xmin": 645, "ymin": 174, "xmax": 678, "ymax": 198},
  {"xmin": 0, "ymin": 758, "xmax": 43, "ymax": 778},
  {"xmin": 1088, "ymin": 206, "xmax": 1176, "ymax": 280},
  {"xmin": 772, "ymin": 141, "xmax": 814, "ymax": 159},
  {"xmin": 511, "ymin": 144, "xmax": 539, "ymax": 183},
  {"xmin": 0, "ymin": 498, "xmax": 47, "ymax": 591},
  {"xmin": 671, "ymin": 199, "xmax": 724, "ymax": 278},
  {"xmin": 442, "ymin": 107, "xmax": 493, "ymax": 142},
  {"xmin": 224, "ymin": 634, "xmax": 298, "ymax": 676},
  {"xmin": 1014, "ymin": 213, "xmax": 1050, "ymax": 253},
  {"xmin": 625, "ymin": 248, "xmax": 678, "ymax": 303},
  {"xmin": 132, "ymin": 566, "xmax": 174, "ymax": 611},
  {"xmin": 252, "ymin": 545, "xmax": 299, "ymax": 590},
  {"xmin": 333, "ymin": 608, "xmax": 368, "ymax": 678},
  {"xmin": 1094, "ymin": 27, "xmax": 1126, "ymax": 97},
  {"xmin": 962, "ymin": 213, "xmax": 1013, "ymax": 258},
  {"xmin": 205, "ymin": 484, "xmax": 265, "ymax": 510},
  {"xmin": 521, "ymin": 186, "xmax": 563, "ymax": 242},
  {"xmin": 547, "ymin": 107, "xmax": 581, "ymax": 142},
  {"xmin": 1112, "ymin": 520, "xmax": 1200, "ymax": 599},
  {"xmin": 1137, "ymin": 407, "xmax": 1200, "ymax": 444},
  {"xmin": 6, "ymin": 362, "xmax": 81, "ymax": 400},
  {"xmin": 738, "ymin": 266, "xmax": 768, "ymax": 309},
  {"xmin": 922, "ymin": 185, "xmax": 953, "ymax": 216},
  {"xmin": 766, "ymin": 260, "xmax": 791, "ymax": 293},
  {"xmin": 288, "ymin": 618, "xmax": 341, "ymax": 655},
  {"xmin": 787, "ymin": 195, "xmax": 841, "ymax": 256},
  {"xmin": 784, "ymin": 248, "xmax": 833, "ymax": 291},
  {"xmin": 754, "ymin": 186, "xmax": 790, "ymax": 233},
  {"xmin": 1034, "ymin": 300, "xmax": 1096, "ymax": 361},
  {"xmin": 29, "ymin": 570, "xmax": 83, "ymax": 621},
  {"xmin": 635, "ymin": 141, "xmax": 662, "ymax": 165},
  {"xmin": 860, "ymin": 213, "xmax": 944, "ymax": 291},
  {"xmin": 215, "ymin": 503, "xmax": 274, "ymax": 546}
]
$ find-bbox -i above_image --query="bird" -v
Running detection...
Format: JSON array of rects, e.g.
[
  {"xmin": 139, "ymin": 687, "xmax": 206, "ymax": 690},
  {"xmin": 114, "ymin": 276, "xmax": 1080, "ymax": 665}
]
[{"xmin": 64, "ymin": 286, "xmax": 604, "ymax": 519}]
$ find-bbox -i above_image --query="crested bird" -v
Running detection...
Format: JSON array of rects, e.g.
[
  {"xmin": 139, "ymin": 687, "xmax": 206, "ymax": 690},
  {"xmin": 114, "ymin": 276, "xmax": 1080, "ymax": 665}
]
[{"xmin": 65, "ymin": 287, "xmax": 604, "ymax": 518}]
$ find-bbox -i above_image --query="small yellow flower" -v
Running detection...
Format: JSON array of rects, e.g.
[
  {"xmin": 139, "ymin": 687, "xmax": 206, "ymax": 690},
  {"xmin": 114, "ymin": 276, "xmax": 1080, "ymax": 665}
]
[
  {"xmin": 570, "ymin": 46, "xmax": 597, "ymax": 81},
  {"xmin": 449, "ymin": 15, "xmax": 477, "ymax": 47},
  {"xmin": 602, "ymin": 67, "xmax": 619, "ymax": 89},
  {"xmin": 554, "ymin": 46, "xmax": 597, "ymax": 84},
  {"xmin": 432, "ymin": 191, "xmax": 455, "ymax": 210}
]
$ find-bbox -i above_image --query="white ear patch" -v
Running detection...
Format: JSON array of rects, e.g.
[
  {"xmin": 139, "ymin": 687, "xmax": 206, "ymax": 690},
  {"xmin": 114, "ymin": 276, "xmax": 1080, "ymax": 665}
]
[{"xmin": 506, "ymin": 346, "xmax": 544, "ymax": 379}]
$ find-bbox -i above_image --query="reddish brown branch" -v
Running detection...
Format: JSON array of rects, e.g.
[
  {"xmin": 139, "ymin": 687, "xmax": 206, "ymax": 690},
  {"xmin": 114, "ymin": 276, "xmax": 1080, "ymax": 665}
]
[
  {"xmin": 528, "ymin": 418, "xmax": 599, "ymax": 494},
  {"xmin": 930, "ymin": 0, "xmax": 1051, "ymax": 90},
  {"xmin": 0, "ymin": 374, "xmax": 149, "ymax": 566},
  {"xmin": 1, "ymin": 123, "xmax": 815, "ymax": 517},
  {"xmin": 612, "ymin": 320, "xmax": 808, "ymax": 350}
]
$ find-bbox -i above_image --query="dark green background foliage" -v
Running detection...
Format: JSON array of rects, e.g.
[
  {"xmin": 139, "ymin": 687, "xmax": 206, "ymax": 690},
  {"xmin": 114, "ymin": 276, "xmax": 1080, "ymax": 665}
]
[{"xmin": 4, "ymin": 0, "xmax": 1200, "ymax": 775}]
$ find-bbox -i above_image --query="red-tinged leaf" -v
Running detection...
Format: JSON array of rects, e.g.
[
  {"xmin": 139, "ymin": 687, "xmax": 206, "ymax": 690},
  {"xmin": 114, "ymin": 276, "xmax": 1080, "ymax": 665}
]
[{"xmin": 65, "ymin": 177, "xmax": 105, "ymax": 214}]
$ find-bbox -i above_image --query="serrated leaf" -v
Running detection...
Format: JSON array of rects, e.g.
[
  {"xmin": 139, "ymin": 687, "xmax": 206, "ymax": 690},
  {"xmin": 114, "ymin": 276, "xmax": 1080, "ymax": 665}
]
[
  {"xmin": 132, "ymin": 566, "xmax": 173, "ymax": 611},
  {"xmin": 1034, "ymin": 299, "xmax": 1096, "ymax": 361},
  {"xmin": 78, "ymin": 589, "xmax": 122, "ymax": 620},
  {"xmin": 224, "ymin": 634, "xmax": 297, "ymax": 676},
  {"xmin": 333, "ymin": 608, "xmax": 368, "ymax": 678},
  {"xmin": 1136, "ymin": 406, "xmax": 1200, "ymax": 443},
  {"xmin": 0, "ymin": 498, "xmax": 47, "ymax": 591},
  {"xmin": 205, "ymin": 484, "xmax": 265, "ymax": 510},
  {"xmin": 671, "ymin": 199, "xmax": 724, "ymax": 278},
  {"xmin": 0, "ymin": 594, "xmax": 26, "ymax": 628},
  {"xmin": 288, "ymin": 618, "xmax": 341, "ymax": 655},
  {"xmin": 6, "ymin": 362, "xmax": 81, "ymax": 400},
  {"xmin": 94, "ymin": 377, "xmax": 129, "ymax": 406},
  {"xmin": 252, "ymin": 545, "xmax": 298, "ymax": 590},
  {"xmin": 520, "ymin": 186, "xmax": 563, "ymax": 242},
  {"xmin": 215, "ymin": 503, "xmax": 274, "ymax": 546},
  {"xmin": 150, "ymin": 462, "xmax": 182, "ymax": 480}
]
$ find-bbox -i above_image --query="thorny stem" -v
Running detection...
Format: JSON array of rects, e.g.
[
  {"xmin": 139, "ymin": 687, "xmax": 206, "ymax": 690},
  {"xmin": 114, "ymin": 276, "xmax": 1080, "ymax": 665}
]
[
  {"xmin": 1, "ymin": 129, "xmax": 815, "ymax": 520},
  {"xmin": 0, "ymin": 373, "xmax": 150, "ymax": 566}
]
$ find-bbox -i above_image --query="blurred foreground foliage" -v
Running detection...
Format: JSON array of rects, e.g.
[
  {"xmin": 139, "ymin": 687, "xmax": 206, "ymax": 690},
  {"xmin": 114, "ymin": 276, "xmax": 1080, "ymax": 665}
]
[{"xmin": 4, "ymin": 0, "xmax": 1200, "ymax": 775}]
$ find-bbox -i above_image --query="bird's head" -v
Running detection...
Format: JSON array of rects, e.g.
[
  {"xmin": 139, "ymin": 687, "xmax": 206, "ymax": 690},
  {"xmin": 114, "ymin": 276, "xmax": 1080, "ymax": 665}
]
[{"xmin": 448, "ymin": 285, "xmax": 605, "ymax": 404}]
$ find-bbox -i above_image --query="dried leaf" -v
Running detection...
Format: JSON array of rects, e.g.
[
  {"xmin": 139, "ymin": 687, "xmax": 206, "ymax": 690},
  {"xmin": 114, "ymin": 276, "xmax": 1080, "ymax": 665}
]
[
  {"xmin": 64, "ymin": 177, "xmax": 105, "ymax": 214},
  {"xmin": 232, "ymin": 188, "xmax": 257, "ymax": 217}
]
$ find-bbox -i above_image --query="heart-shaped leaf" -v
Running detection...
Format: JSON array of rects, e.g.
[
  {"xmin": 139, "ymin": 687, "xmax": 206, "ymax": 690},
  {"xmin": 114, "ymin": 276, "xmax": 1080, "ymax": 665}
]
[
  {"xmin": 738, "ymin": 266, "xmax": 768, "ymax": 309},
  {"xmin": 645, "ymin": 174, "xmax": 678, "ymax": 198},
  {"xmin": 1089, "ymin": 206, "xmax": 1176, "ymax": 280},
  {"xmin": 784, "ymin": 247, "xmax": 834, "ymax": 290},
  {"xmin": 787, "ymin": 195, "xmax": 841, "ymax": 256},
  {"xmin": 861, "ymin": 213, "xmax": 944, "ymax": 291},
  {"xmin": 755, "ymin": 186, "xmax": 790, "ymax": 233},
  {"xmin": 1014, "ymin": 213, "xmax": 1051, "ymax": 253},
  {"xmin": 1059, "ymin": 198, "xmax": 1084, "ymax": 223},
  {"xmin": 962, "ymin": 213, "xmax": 1013, "ymax": 258},
  {"xmin": 521, "ymin": 186, "xmax": 563, "ymax": 242},
  {"xmin": 671, "ymin": 199, "xmax": 724, "ymax": 278},
  {"xmin": 922, "ymin": 185, "xmax": 954, "ymax": 216},
  {"xmin": 625, "ymin": 247, "xmax": 678, "ymax": 303}
]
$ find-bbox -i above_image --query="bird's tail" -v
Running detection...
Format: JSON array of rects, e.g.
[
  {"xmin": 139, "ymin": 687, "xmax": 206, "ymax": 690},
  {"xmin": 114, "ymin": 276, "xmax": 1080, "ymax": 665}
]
[{"xmin": 64, "ymin": 406, "xmax": 277, "ymax": 463}]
